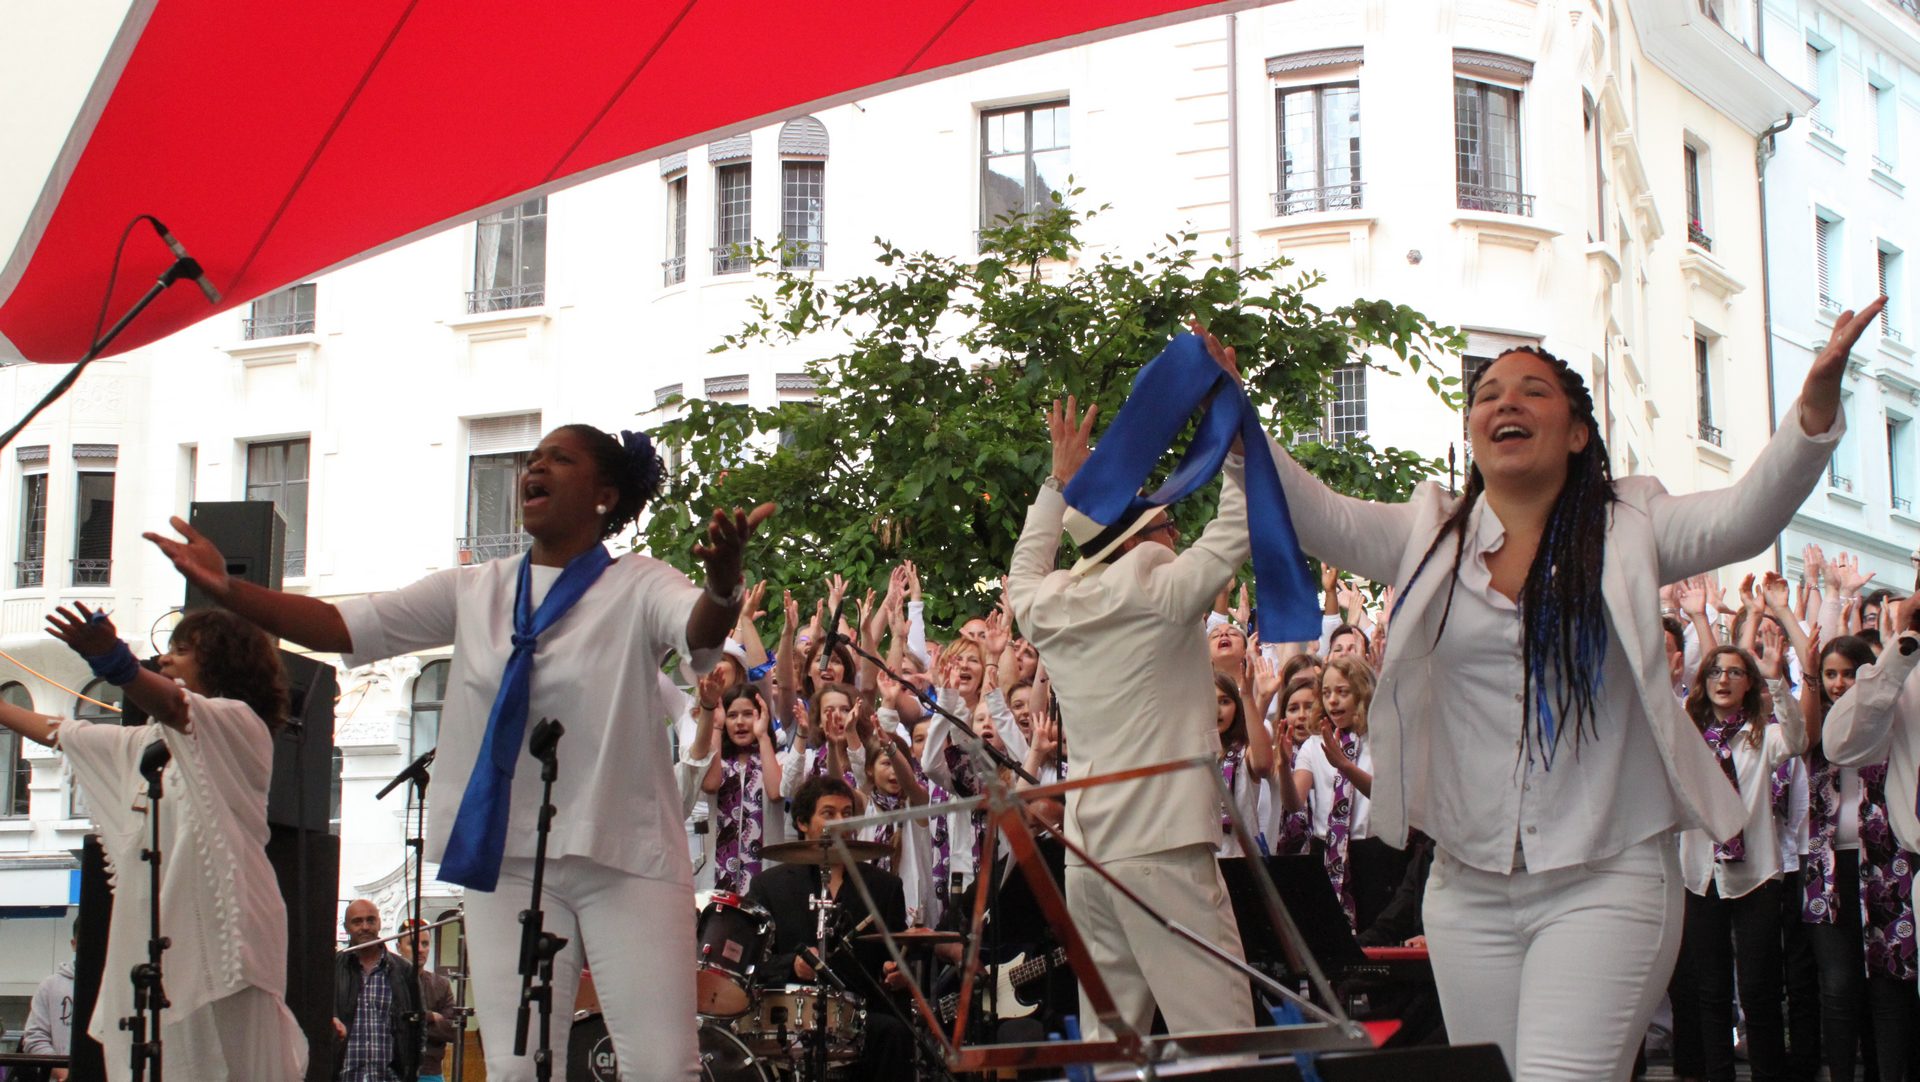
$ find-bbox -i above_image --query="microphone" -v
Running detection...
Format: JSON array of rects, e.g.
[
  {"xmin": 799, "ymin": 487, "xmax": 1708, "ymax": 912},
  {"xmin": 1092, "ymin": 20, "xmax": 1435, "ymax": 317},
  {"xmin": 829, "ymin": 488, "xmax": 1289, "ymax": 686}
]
[
  {"xmin": 818, "ymin": 593, "xmax": 850, "ymax": 677},
  {"xmin": 139, "ymin": 740, "xmax": 171, "ymax": 786},
  {"xmin": 146, "ymin": 217, "xmax": 222, "ymax": 305}
]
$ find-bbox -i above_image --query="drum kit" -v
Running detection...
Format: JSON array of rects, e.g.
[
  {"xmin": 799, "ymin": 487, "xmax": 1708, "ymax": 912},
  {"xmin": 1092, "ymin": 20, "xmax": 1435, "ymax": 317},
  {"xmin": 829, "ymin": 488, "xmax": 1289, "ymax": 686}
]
[{"xmin": 571, "ymin": 837, "xmax": 962, "ymax": 1082}]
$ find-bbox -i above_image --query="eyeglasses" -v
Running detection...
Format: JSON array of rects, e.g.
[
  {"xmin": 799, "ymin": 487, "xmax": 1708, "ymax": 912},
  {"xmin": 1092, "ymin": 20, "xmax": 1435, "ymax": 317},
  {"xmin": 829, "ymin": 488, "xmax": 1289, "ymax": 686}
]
[
  {"xmin": 1705, "ymin": 666, "xmax": 1752, "ymax": 682},
  {"xmin": 1137, "ymin": 520, "xmax": 1178, "ymax": 540}
]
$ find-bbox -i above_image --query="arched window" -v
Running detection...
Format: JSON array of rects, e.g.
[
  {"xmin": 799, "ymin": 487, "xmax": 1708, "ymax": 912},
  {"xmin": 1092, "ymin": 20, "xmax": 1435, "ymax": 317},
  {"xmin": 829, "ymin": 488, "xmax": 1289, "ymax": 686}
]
[
  {"xmin": 70, "ymin": 679, "xmax": 123, "ymax": 818},
  {"xmin": 778, "ymin": 117, "xmax": 828, "ymax": 270},
  {"xmin": 0, "ymin": 683, "xmax": 32, "ymax": 816},
  {"xmin": 410, "ymin": 659, "xmax": 450, "ymax": 762}
]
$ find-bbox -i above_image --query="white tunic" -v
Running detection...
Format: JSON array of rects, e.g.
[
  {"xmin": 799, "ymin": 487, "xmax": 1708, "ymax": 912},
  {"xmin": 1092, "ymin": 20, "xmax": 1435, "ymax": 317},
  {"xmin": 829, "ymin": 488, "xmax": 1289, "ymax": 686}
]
[
  {"xmin": 1294, "ymin": 733, "xmax": 1374, "ymax": 841},
  {"xmin": 1678, "ymin": 681, "xmax": 1808, "ymax": 899},
  {"xmin": 59, "ymin": 695, "xmax": 308, "ymax": 1082},
  {"xmin": 339, "ymin": 551, "xmax": 717, "ymax": 883}
]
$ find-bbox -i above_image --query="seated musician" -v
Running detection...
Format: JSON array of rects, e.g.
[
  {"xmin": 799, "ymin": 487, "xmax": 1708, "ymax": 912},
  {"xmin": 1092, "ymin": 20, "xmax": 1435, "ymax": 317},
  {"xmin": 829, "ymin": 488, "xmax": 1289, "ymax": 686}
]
[{"xmin": 745, "ymin": 776, "xmax": 915, "ymax": 1080}]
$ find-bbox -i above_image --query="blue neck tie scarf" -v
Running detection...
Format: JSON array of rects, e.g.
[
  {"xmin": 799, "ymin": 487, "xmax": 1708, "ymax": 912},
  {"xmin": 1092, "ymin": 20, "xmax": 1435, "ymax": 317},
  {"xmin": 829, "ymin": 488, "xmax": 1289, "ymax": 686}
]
[
  {"xmin": 439, "ymin": 545, "xmax": 614, "ymax": 890},
  {"xmin": 1062, "ymin": 333, "xmax": 1320, "ymax": 643}
]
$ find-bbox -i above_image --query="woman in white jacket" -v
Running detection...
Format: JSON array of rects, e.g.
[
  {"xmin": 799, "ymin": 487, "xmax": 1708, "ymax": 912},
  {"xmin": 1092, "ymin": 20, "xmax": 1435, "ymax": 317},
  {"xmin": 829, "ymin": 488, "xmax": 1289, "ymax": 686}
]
[{"xmin": 1198, "ymin": 296, "xmax": 1880, "ymax": 1082}]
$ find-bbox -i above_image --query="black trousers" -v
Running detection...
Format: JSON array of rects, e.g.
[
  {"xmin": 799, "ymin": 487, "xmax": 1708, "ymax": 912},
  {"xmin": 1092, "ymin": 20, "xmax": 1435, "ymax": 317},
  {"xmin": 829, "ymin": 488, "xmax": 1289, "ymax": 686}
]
[
  {"xmin": 1679, "ymin": 879, "xmax": 1788, "ymax": 1082},
  {"xmin": 1805, "ymin": 850, "xmax": 1871, "ymax": 1081},
  {"xmin": 1780, "ymin": 878, "xmax": 1821, "ymax": 1081}
]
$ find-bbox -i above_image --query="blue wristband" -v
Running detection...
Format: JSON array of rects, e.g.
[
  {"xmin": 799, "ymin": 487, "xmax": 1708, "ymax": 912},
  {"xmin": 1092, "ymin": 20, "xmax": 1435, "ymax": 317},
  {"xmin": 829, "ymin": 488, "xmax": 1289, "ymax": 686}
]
[{"xmin": 84, "ymin": 640, "xmax": 141, "ymax": 687}]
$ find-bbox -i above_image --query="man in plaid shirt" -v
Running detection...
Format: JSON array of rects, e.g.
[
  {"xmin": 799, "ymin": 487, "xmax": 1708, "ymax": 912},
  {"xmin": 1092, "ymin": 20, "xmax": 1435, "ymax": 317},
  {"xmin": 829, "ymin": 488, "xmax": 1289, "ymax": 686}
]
[{"xmin": 333, "ymin": 899, "xmax": 422, "ymax": 1082}]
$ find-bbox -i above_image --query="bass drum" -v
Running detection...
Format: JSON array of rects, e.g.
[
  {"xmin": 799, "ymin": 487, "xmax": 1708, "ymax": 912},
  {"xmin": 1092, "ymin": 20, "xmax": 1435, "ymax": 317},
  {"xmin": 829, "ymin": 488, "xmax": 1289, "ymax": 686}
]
[{"xmin": 567, "ymin": 1013, "xmax": 772, "ymax": 1082}]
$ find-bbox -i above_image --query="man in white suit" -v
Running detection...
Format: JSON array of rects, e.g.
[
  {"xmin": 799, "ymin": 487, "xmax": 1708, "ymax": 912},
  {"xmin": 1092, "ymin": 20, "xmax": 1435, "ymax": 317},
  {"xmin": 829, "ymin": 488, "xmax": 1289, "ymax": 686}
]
[{"xmin": 1005, "ymin": 395, "xmax": 1254, "ymax": 1042}]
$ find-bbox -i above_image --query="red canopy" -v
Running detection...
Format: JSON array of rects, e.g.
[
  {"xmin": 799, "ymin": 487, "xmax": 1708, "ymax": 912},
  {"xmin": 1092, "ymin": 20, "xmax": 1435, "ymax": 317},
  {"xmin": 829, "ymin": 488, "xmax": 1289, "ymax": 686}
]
[{"xmin": 0, "ymin": 0, "xmax": 1252, "ymax": 364}]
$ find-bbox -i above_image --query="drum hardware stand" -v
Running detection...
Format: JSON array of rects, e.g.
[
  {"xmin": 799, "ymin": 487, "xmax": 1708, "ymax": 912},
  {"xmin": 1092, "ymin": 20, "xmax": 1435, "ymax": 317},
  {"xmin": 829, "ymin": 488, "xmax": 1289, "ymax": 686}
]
[
  {"xmin": 376, "ymin": 747, "xmax": 436, "ymax": 1044},
  {"xmin": 124, "ymin": 740, "xmax": 172, "ymax": 1082},
  {"xmin": 514, "ymin": 719, "xmax": 568, "ymax": 1082},
  {"xmin": 804, "ymin": 868, "xmax": 843, "ymax": 1082}
]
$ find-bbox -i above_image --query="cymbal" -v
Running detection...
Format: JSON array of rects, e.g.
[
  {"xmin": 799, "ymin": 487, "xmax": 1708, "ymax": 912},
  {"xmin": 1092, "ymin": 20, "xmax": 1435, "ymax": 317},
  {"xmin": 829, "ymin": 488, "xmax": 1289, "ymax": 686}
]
[
  {"xmin": 760, "ymin": 838, "xmax": 893, "ymax": 866},
  {"xmin": 853, "ymin": 929, "xmax": 965, "ymax": 947}
]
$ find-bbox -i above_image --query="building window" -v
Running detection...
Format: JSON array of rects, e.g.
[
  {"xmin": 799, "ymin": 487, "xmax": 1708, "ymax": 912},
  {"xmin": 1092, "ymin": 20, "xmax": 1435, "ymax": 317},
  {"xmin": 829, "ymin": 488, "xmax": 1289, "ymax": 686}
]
[
  {"xmin": 1583, "ymin": 94, "xmax": 1606, "ymax": 242},
  {"xmin": 1461, "ymin": 354, "xmax": 1496, "ymax": 444},
  {"xmin": 1275, "ymin": 83, "xmax": 1362, "ymax": 216},
  {"xmin": 664, "ymin": 173, "xmax": 688, "ymax": 286},
  {"xmin": 1806, "ymin": 40, "xmax": 1836, "ymax": 138},
  {"xmin": 70, "ymin": 679, "xmax": 122, "ymax": 819},
  {"xmin": 462, "ymin": 412, "xmax": 541, "ymax": 565},
  {"xmin": 1872, "ymin": 76, "xmax": 1898, "ymax": 172},
  {"xmin": 713, "ymin": 163, "xmax": 752, "ymax": 274},
  {"xmin": 781, "ymin": 162, "xmax": 826, "ymax": 270},
  {"xmin": 1831, "ymin": 394, "xmax": 1858, "ymax": 492},
  {"xmin": 0, "ymin": 683, "xmax": 30, "ymax": 816},
  {"xmin": 1684, "ymin": 144, "xmax": 1711, "ymax": 250},
  {"xmin": 1454, "ymin": 79, "xmax": 1530, "ymax": 216},
  {"xmin": 72, "ymin": 460, "xmax": 114, "ymax": 587},
  {"xmin": 1328, "ymin": 364, "xmax": 1368, "ymax": 443},
  {"xmin": 1815, "ymin": 212, "xmax": 1842, "ymax": 312},
  {"xmin": 410, "ymin": 659, "xmax": 450, "ymax": 762},
  {"xmin": 244, "ymin": 283, "xmax": 316, "ymax": 340},
  {"xmin": 470, "ymin": 197, "xmax": 547, "ymax": 313},
  {"xmin": 1888, "ymin": 415, "xmax": 1913, "ymax": 512},
  {"xmin": 1694, "ymin": 333, "xmax": 1721, "ymax": 446},
  {"xmin": 1877, "ymin": 244, "xmax": 1903, "ymax": 342},
  {"xmin": 980, "ymin": 101, "xmax": 1071, "ymax": 230},
  {"xmin": 16, "ymin": 469, "xmax": 46, "ymax": 588},
  {"xmin": 246, "ymin": 438, "xmax": 309, "ymax": 577}
]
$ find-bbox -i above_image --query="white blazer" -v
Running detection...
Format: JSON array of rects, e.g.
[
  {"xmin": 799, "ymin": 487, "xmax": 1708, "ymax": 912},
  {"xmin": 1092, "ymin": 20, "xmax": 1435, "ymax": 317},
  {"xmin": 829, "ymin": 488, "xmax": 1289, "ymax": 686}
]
[
  {"xmin": 1823, "ymin": 629, "xmax": 1920, "ymax": 853},
  {"xmin": 1263, "ymin": 400, "xmax": 1843, "ymax": 849},
  {"xmin": 1008, "ymin": 458, "xmax": 1249, "ymax": 863}
]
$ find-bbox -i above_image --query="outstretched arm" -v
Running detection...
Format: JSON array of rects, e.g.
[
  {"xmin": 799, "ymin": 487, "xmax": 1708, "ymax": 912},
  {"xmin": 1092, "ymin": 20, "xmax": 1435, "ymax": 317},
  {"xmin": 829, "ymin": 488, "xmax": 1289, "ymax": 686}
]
[
  {"xmin": 687, "ymin": 503, "xmax": 777, "ymax": 652},
  {"xmin": 1008, "ymin": 398, "xmax": 1095, "ymax": 628},
  {"xmin": 146, "ymin": 516, "xmax": 351, "ymax": 652},
  {"xmin": 45, "ymin": 605, "xmax": 192, "ymax": 731}
]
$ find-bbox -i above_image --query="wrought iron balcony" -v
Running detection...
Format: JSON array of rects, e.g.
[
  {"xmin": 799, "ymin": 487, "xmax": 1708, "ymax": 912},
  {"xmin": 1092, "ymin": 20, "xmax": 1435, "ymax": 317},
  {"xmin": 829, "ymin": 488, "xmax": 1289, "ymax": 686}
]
[
  {"xmin": 284, "ymin": 550, "xmax": 306, "ymax": 578},
  {"xmin": 1810, "ymin": 116, "xmax": 1835, "ymax": 139},
  {"xmin": 242, "ymin": 314, "xmax": 316, "ymax": 340},
  {"xmin": 1688, "ymin": 222, "xmax": 1713, "ymax": 251},
  {"xmin": 1888, "ymin": 326, "xmax": 1906, "ymax": 344},
  {"xmin": 1829, "ymin": 471, "xmax": 1855, "ymax": 494},
  {"xmin": 662, "ymin": 255, "xmax": 686, "ymax": 286},
  {"xmin": 13, "ymin": 559, "xmax": 42, "ymax": 589},
  {"xmin": 1875, "ymin": 154, "xmax": 1897, "ymax": 174},
  {"xmin": 1818, "ymin": 293, "xmax": 1841, "ymax": 313},
  {"xmin": 1697, "ymin": 421, "xmax": 1723, "ymax": 447},
  {"xmin": 780, "ymin": 239, "xmax": 826, "ymax": 271},
  {"xmin": 1894, "ymin": 496, "xmax": 1913, "ymax": 513},
  {"xmin": 70, "ymin": 559, "xmax": 110, "ymax": 586},
  {"xmin": 712, "ymin": 245, "xmax": 751, "ymax": 275},
  {"xmin": 1272, "ymin": 182, "xmax": 1366, "ymax": 217},
  {"xmin": 457, "ymin": 533, "xmax": 533, "ymax": 566},
  {"xmin": 1455, "ymin": 183, "xmax": 1535, "ymax": 217},
  {"xmin": 465, "ymin": 283, "xmax": 545, "ymax": 313}
]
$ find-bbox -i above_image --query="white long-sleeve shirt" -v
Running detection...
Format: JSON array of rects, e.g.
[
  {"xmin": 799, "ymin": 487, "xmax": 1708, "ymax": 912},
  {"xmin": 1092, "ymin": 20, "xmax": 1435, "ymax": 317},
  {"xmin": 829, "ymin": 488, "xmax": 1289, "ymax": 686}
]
[{"xmin": 1678, "ymin": 679, "xmax": 1808, "ymax": 899}]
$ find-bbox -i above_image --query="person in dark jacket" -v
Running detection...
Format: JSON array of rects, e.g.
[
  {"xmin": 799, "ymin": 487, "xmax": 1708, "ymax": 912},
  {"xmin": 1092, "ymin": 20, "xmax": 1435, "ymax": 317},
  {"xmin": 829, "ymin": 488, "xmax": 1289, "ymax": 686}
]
[
  {"xmin": 403, "ymin": 918, "xmax": 459, "ymax": 1082},
  {"xmin": 334, "ymin": 899, "xmax": 422, "ymax": 1082}
]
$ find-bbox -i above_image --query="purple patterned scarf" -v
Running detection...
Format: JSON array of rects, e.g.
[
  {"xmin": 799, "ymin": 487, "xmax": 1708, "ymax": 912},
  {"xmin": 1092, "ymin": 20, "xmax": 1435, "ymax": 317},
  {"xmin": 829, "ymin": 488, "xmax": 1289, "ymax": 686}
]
[
  {"xmin": 714, "ymin": 753, "xmax": 765, "ymax": 894},
  {"xmin": 1860, "ymin": 763, "xmax": 1918, "ymax": 981},
  {"xmin": 1699, "ymin": 713, "xmax": 1748, "ymax": 863},
  {"xmin": 1220, "ymin": 746, "xmax": 1244, "ymax": 835},
  {"xmin": 1804, "ymin": 750, "xmax": 1841, "ymax": 923},
  {"xmin": 1324, "ymin": 730, "xmax": 1358, "ymax": 930}
]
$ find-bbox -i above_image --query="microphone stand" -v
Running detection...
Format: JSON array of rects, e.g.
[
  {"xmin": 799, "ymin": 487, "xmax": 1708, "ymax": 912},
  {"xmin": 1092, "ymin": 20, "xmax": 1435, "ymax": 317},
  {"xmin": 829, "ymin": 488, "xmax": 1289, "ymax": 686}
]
[
  {"xmin": 514, "ymin": 720, "xmax": 567, "ymax": 1082},
  {"xmin": 124, "ymin": 741, "xmax": 172, "ymax": 1082},
  {"xmin": 377, "ymin": 748, "xmax": 435, "ymax": 1064}
]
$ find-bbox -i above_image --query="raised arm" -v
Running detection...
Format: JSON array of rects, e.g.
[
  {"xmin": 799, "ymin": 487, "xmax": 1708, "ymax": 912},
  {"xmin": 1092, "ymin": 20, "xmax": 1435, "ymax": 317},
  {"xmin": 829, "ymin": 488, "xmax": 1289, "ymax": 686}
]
[
  {"xmin": 46, "ymin": 605, "xmax": 193, "ymax": 731},
  {"xmin": 1825, "ymin": 598, "xmax": 1920, "ymax": 767},
  {"xmin": 687, "ymin": 503, "xmax": 777, "ymax": 652},
  {"xmin": 1008, "ymin": 398, "xmax": 1094, "ymax": 626},
  {"xmin": 146, "ymin": 517, "xmax": 351, "ymax": 652}
]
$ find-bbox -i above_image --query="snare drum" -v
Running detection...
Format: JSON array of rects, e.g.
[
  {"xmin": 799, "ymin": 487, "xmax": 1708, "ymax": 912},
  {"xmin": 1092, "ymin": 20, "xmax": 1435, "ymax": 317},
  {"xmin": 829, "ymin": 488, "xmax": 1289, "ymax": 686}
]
[
  {"xmin": 567, "ymin": 1013, "xmax": 771, "ymax": 1082},
  {"xmin": 736, "ymin": 984, "xmax": 864, "ymax": 1062},
  {"xmin": 694, "ymin": 892, "xmax": 774, "ymax": 1017}
]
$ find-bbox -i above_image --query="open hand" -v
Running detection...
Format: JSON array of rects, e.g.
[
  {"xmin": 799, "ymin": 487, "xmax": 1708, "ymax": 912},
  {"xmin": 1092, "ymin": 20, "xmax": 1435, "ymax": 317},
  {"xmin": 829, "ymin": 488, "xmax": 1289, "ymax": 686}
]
[
  {"xmin": 692, "ymin": 504, "xmax": 777, "ymax": 596},
  {"xmin": 143, "ymin": 516, "xmax": 232, "ymax": 600},
  {"xmin": 1801, "ymin": 297, "xmax": 1888, "ymax": 433},
  {"xmin": 1048, "ymin": 396, "xmax": 1099, "ymax": 485},
  {"xmin": 46, "ymin": 604, "xmax": 120, "ymax": 657}
]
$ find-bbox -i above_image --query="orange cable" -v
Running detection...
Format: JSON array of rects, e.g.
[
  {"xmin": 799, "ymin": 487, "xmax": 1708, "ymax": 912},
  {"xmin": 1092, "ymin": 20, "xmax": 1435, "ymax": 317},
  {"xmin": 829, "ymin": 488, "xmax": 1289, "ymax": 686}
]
[{"xmin": 0, "ymin": 647, "xmax": 123, "ymax": 712}]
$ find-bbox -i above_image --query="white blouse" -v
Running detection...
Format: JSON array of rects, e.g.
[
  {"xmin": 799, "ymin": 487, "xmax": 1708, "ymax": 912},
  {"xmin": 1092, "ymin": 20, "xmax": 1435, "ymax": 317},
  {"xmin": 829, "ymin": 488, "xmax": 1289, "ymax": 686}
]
[
  {"xmin": 1294, "ymin": 731, "xmax": 1373, "ymax": 841},
  {"xmin": 340, "ymin": 550, "xmax": 717, "ymax": 883},
  {"xmin": 1679, "ymin": 681, "xmax": 1808, "ymax": 899}
]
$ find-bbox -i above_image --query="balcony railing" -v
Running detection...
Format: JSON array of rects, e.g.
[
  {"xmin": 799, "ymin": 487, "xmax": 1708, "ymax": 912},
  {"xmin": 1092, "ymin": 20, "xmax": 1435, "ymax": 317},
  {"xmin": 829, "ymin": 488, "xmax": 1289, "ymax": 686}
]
[
  {"xmin": 663, "ymin": 255, "xmax": 686, "ymax": 286},
  {"xmin": 242, "ymin": 314, "xmax": 315, "ymax": 340},
  {"xmin": 1894, "ymin": 496, "xmax": 1913, "ymax": 513},
  {"xmin": 457, "ymin": 533, "xmax": 534, "ymax": 565},
  {"xmin": 1874, "ymin": 154, "xmax": 1897, "ymax": 174},
  {"xmin": 1810, "ymin": 115, "xmax": 1835, "ymax": 139},
  {"xmin": 1272, "ymin": 182, "xmax": 1366, "ymax": 217},
  {"xmin": 780, "ymin": 240, "xmax": 826, "ymax": 271},
  {"xmin": 1688, "ymin": 222, "xmax": 1713, "ymax": 251},
  {"xmin": 1818, "ymin": 292, "xmax": 1841, "ymax": 313},
  {"xmin": 1456, "ymin": 183, "xmax": 1535, "ymax": 217},
  {"xmin": 13, "ymin": 559, "xmax": 42, "ymax": 589},
  {"xmin": 465, "ymin": 283, "xmax": 545, "ymax": 314},
  {"xmin": 71, "ymin": 558, "xmax": 110, "ymax": 586},
  {"xmin": 1829, "ymin": 471, "xmax": 1855, "ymax": 494},
  {"xmin": 1697, "ymin": 421, "xmax": 1724, "ymax": 447},
  {"xmin": 712, "ymin": 246, "xmax": 751, "ymax": 275},
  {"xmin": 1887, "ymin": 326, "xmax": 1906, "ymax": 344}
]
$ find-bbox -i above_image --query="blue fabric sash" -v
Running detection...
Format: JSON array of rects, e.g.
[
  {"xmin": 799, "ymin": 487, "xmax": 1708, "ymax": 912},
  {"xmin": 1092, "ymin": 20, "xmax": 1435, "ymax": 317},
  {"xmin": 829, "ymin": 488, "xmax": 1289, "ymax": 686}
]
[
  {"xmin": 440, "ymin": 545, "xmax": 614, "ymax": 890},
  {"xmin": 1062, "ymin": 333, "xmax": 1319, "ymax": 642}
]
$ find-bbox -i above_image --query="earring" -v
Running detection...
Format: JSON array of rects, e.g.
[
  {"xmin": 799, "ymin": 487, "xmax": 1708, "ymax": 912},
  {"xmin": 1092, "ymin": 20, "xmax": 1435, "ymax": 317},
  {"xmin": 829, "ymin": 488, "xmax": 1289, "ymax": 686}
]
[{"xmin": 595, "ymin": 504, "xmax": 609, "ymax": 515}]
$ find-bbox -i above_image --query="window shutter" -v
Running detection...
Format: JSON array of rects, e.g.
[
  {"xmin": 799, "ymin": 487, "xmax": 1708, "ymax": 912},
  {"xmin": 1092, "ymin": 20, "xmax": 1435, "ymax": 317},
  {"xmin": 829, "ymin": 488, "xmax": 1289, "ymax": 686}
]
[
  {"xmin": 470, "ymin": 412, "xmax": 543, "ymax": 454},
  {"xmin": 1814, "ymin": 218, "xmax": 1832, "ymax": 302}
]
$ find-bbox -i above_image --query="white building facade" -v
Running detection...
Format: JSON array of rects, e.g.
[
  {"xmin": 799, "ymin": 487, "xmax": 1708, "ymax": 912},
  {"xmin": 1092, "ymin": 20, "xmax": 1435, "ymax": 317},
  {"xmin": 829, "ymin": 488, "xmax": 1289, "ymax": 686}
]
[
  {"xmin": 0, "ymin": 0, "xmax": 1837, "ymax": 1028},
  {"xmin": 1759, "ymin": 0, "xmax": 1920, "ymax": 590}
]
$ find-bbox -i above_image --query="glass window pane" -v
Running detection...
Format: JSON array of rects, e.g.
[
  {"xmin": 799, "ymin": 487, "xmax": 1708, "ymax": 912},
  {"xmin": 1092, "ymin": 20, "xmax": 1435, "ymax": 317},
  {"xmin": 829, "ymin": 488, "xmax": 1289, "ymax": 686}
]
[
  {"xmin": 1322, "ymin": 86, "xmax": 1361, "ymax": 187},
  {"xmin": 1030, "ymin": 149, "xmax": 1070, "ymax": 212},
  {"xmin": 1281, "ymin": 89, "xmax": 1319, "ymax": 188},
  {"xmin": 286, "ymin": 439, "xmax": 309, "ymax": 480},
  {"xmin": 73, "ymin": 472, "xmax": 115, "ymax": 573},
  {"xmin": 519, "ymin": 211, "xmax": 547, "ymax": 286},
  {"xmin": 982, "ymin": 157, "xmax": 1027, "ymax": 225}
]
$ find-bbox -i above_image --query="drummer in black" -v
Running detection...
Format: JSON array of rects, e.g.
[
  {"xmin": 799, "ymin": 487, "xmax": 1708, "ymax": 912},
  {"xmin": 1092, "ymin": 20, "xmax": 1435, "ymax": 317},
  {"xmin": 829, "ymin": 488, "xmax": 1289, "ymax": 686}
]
[{"xmin": 746, "ymin": 776, "xmax": 915, "ymax": 1080}]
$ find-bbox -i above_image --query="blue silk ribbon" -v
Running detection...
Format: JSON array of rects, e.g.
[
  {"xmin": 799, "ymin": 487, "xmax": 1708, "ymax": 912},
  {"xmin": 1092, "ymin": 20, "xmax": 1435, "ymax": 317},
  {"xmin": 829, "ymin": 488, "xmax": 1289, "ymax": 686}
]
[
  {"xmin": 439, "ymin": 544, "xmax": 613, "ymax": 890},
  {"xmin": 1062, "ymin": 333, "xmax": 1319, "ymax": 642}
]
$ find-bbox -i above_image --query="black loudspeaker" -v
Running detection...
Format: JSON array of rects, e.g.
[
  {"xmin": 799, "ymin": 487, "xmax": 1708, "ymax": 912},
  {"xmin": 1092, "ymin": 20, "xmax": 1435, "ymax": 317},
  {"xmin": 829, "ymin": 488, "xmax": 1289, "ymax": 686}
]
[
  {"xmin": 268, "ymin": 826, "xmax": 339, "ymax": 1082},
  {"xmin": 183, "ymin": 501, "xmax": 285, "ymax": 611},
  {"xmin": 66, "ymin": 837, "xmax": 110, "ymax": 1082},
  {"xmin": 270, "ymin": 651, "xmax": 337, "ymax": 833}
]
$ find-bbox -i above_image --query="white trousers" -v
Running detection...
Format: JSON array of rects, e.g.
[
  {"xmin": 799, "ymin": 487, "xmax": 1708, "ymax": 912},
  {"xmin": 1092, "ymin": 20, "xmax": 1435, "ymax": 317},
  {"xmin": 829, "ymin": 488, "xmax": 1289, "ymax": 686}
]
[
  {"xmin": 1067, "ymin": 844, "xmax": 1254, "ymax": 1041},
  {"xmin": 1424, "ymin": 833, "xmax": 1682, "ymax": 1082},
  {"xmin": 466, "ymin": 856, "xmax": 698, "ymax": 1082}
]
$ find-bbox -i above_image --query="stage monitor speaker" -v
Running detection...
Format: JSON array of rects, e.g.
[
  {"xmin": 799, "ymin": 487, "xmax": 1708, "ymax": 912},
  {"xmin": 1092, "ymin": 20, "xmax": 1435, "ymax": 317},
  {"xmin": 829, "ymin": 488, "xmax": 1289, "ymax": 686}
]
[
  {"xmin": 269, "ymin": 651, "xmax": 337, "ymax": 833},
  {"xmin": 269, "ymin": 825, "xmax": 340, "ymax": 1082},
  {"xmin": 183, "ymin": 501, "xmax": 285, "ymax": 611}
]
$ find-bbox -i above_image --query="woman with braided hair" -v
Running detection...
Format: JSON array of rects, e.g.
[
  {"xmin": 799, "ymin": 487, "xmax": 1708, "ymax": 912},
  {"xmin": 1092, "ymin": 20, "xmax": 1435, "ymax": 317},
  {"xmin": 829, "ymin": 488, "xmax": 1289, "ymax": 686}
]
[
  {"xmin": 1197, "ymin": 296, "xmax": 1882, "ymax": 1082},
  {"xmin": 146, "ymin": 423, "xmax": 773, "ymax": 1082}
]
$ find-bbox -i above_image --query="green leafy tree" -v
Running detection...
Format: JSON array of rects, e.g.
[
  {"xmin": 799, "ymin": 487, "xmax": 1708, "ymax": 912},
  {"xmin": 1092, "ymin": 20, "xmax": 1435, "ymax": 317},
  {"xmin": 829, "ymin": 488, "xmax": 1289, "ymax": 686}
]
[{"xmin": 641, "ymin": 204, "xmax": 1465, "ymax": 627}]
